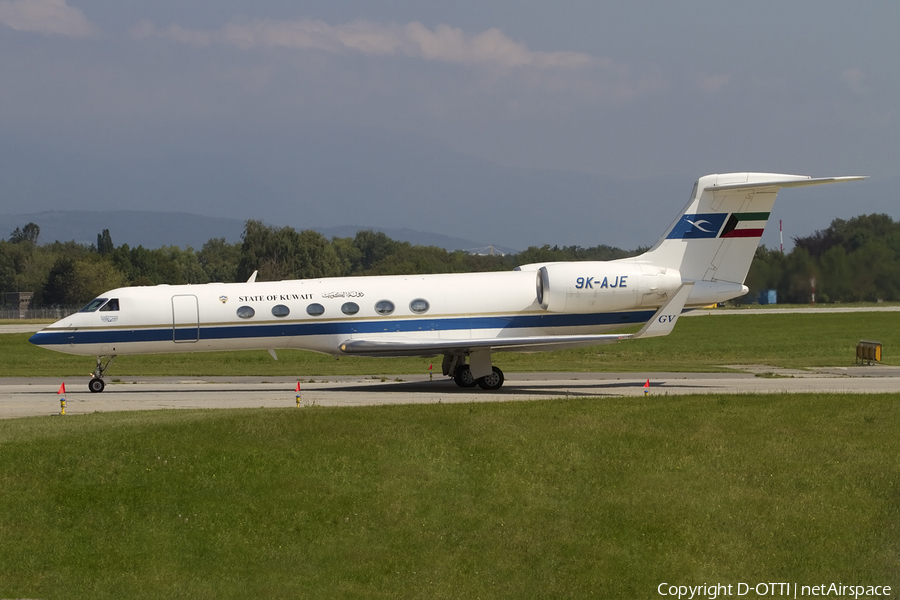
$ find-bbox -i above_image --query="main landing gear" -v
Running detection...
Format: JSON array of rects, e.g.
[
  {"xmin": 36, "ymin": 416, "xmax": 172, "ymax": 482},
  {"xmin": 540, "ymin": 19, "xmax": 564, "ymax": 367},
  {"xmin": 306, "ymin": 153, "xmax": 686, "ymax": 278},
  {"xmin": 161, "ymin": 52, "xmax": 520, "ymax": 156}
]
[
  {"xmin": 89, "ymin": 356, "xmax": 116, "ymax": 393},
  {"xmin": 446, "ymin": 355, "xmax": 505, "ymax": 390},
  {"xmin": 454, "ymin": 364, "xmax": 505, "ymax": 390}
]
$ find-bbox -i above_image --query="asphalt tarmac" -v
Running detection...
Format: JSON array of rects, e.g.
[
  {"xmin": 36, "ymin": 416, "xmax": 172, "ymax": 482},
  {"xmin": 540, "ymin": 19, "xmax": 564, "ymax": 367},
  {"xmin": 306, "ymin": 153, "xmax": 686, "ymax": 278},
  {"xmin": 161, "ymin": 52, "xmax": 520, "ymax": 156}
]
[{"xmin": 3, "ymin": 366, "xmax": 899, "ymax": 419}]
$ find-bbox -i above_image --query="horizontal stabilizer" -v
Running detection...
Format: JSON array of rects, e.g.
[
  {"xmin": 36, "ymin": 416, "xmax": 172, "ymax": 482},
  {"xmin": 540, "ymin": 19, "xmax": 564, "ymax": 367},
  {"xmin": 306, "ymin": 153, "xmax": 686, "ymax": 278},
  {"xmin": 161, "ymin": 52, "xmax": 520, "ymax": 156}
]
[{"xmin": 706, "ymin": 175, "xmax": 867, "ymax": 192}]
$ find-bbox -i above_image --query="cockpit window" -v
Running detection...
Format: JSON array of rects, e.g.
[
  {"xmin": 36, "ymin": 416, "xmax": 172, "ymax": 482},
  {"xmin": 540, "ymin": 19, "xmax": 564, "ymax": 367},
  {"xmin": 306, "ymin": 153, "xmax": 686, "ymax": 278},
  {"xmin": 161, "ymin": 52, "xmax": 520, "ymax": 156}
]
[
  {"xmin": 79, "ymin": 298, "xmax": 108, "ymax": 313},
  {"xmin": 99, "ymin": 298, "xmax": 119, "ymax": 312}
]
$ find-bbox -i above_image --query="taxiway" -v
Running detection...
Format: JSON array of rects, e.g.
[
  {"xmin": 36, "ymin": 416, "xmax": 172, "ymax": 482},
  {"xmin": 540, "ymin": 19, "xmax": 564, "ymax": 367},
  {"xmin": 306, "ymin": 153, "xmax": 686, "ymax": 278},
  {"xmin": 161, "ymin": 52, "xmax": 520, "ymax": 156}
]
[{"xmin": 2, "ymin": 366, "xmax": 898, "ymax": 419}]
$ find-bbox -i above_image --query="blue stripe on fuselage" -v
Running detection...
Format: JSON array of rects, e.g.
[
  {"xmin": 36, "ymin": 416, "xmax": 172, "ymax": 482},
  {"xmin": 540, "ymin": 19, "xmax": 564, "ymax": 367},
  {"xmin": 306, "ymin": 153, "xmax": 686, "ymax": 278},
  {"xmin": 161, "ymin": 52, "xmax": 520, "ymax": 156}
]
[{"xmin": 30, "ymin": 310, "xmax": 656, "ymax": 347}]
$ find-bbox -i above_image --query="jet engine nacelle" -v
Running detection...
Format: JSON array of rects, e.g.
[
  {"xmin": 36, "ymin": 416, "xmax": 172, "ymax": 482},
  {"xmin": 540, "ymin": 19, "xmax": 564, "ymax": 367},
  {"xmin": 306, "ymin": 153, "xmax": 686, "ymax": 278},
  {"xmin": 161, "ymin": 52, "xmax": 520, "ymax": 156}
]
[{"xmin": 536, "ymin": 262, "xmax": 682, "ymax": 313}]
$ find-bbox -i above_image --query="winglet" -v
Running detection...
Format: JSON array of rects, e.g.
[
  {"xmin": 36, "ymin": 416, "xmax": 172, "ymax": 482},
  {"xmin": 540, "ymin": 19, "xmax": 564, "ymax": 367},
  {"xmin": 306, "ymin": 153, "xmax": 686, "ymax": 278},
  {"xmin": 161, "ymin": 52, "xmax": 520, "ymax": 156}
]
[
  {"xmin": 630, "ymin": 282, "xmax": 694, "ymax": 339},
  {"xmin": 247, "ymin": 270, "xmax": 258, "ymax": 283}
]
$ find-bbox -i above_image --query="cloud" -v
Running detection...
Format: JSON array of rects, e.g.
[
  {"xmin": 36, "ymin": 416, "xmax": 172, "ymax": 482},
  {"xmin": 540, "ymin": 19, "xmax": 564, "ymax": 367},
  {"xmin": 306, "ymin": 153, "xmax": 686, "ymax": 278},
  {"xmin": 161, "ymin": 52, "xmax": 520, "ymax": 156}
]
[
  {"xmin": 132, "ymin": 16, "xmax": 597, "ymax": 70},
  {"xmin": 124, "ymin": 15, "xmax": 667, "ymax": 113},
  {"xmin": 0, "ymin": 0, "xmax": 98, "ymax": 37}
]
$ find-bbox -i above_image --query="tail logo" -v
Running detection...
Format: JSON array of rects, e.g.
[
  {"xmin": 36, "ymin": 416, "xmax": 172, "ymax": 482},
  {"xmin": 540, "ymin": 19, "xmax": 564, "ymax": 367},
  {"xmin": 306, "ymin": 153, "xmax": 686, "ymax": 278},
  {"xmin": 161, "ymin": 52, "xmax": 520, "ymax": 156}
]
[
  {"xmin": 666, "ymin": 213, "xmax": 727, "ymax": 239},
  {"xmin": 686, "ymin": 219, "xmax": 716, "ymax": 232},
  {"xmin": 666, "ymin": 212, "xmax": 770, "ymax": 240}
]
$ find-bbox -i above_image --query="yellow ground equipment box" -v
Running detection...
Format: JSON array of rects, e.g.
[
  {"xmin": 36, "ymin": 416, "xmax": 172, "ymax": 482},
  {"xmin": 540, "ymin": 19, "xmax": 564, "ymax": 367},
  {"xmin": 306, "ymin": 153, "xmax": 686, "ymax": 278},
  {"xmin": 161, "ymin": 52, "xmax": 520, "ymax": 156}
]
[{"xmin": 856, "ymin": 340, "xmax": 882, "ymax": 365}]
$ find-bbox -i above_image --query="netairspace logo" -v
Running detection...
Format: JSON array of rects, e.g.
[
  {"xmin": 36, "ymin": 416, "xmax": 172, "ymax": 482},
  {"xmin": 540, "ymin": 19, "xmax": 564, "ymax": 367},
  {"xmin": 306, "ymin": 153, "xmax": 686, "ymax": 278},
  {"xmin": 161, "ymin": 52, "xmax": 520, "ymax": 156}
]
[{"xmin": 657, "ymin": 582, "xmax": 893, "ymax": 599}]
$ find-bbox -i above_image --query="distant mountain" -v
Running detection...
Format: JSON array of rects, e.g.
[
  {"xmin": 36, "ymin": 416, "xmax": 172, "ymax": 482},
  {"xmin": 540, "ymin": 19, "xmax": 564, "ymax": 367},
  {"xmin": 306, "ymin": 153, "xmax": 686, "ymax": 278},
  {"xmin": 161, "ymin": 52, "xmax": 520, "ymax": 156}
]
[{"xmin": 0, "ymin": 210, "xmax": 511, "ymax": 253}]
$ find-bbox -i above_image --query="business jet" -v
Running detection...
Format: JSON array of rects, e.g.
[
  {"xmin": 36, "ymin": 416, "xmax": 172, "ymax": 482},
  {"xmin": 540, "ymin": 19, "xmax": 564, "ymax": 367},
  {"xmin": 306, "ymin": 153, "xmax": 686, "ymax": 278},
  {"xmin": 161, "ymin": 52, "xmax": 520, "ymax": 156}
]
[{"xmin": 30, "ymin": 172, "xmax": 864, "ymax": 392}]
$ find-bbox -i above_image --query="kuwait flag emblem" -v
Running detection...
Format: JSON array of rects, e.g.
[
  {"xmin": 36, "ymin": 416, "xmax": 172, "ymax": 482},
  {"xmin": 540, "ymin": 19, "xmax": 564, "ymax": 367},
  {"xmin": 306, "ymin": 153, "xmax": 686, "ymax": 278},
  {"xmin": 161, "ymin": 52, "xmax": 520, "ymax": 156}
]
[{"xmin": 720, "ymin": 212, "xmax": 769, "ymax": 238}]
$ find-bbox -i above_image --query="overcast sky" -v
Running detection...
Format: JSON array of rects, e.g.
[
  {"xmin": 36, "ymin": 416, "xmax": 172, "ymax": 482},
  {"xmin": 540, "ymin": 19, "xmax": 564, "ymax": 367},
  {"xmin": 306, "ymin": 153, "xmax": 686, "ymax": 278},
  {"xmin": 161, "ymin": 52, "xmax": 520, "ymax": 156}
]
[{"xmin": 1, "ymin": 1, "xmax": 896, "ymax": 250}]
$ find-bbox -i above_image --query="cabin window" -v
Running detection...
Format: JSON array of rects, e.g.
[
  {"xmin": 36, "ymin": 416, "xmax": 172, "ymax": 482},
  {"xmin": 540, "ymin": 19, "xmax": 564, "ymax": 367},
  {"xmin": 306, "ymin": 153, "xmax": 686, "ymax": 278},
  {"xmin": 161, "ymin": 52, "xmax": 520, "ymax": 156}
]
[
  {"xmin": 307, "ymin": 303, "xmax": 325, "ymax": 316},
  {"xmin": 79, "ymin": 298, "xmax": 107, "ymax": 313},
  {"xmin": 236, "ymin": 306, "xmax": 255, "ymax": 319},
  {"xmin": 409, "ymin": 298, "xmax": 429, "ymax": 314},
  {"xmin": 272, "ymin": 304, "xmax": 290, "ymax": 318},
  {"xmin": 341, "ymin": 302, "xmax": 359, "ymax": 315},
  {"xmin": 100, "ymin": 298, "xmax": 119, "ymax": 312},
  {"xmin": 374, "ymin": 300, "xmax": 394, "ymax": 316}
]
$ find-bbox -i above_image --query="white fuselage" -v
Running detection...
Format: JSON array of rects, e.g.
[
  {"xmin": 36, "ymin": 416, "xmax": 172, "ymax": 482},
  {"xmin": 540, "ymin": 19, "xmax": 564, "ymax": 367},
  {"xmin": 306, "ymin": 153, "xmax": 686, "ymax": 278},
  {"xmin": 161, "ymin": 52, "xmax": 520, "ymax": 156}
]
[{"xmin": 32, "ymin": 269, "xmax": 669, "ymax": 357}]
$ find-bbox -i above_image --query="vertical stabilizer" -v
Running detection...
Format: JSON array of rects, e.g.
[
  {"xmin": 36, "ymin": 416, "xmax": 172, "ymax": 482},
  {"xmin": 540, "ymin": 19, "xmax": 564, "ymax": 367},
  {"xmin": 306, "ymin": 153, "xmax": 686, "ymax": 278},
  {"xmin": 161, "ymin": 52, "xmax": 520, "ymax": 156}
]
[{"xmin": 624, "ymin": 173, "xmax": 866, "ymax": 284}]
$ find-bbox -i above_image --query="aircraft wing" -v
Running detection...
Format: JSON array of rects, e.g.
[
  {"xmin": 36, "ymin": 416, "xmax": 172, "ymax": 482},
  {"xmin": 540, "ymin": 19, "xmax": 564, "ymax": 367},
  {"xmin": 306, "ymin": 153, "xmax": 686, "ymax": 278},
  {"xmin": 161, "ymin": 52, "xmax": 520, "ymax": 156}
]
[
  {"xmin": 338, "ymin": 283, "xmax": 694, "ymax": 357},
  {"xmin": 338, "ymin": 333, "xmax": 627, "ymax": 357}
]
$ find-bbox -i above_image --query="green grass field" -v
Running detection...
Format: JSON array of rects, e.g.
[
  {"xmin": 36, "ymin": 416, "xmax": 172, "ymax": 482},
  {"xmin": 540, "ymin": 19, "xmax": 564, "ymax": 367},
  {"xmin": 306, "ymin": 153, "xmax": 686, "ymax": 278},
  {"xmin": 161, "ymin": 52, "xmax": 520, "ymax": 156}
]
[
  {"xmin": 5, "ymin": 311, "xmax": 899, "ymax": 378},
  {"xmin": 2, "ymin": 311, "xmax": 898, "ymax": 598},
  {"xmin": 1, "ymin": 395, "xmax": 898, "ymax": 599}
]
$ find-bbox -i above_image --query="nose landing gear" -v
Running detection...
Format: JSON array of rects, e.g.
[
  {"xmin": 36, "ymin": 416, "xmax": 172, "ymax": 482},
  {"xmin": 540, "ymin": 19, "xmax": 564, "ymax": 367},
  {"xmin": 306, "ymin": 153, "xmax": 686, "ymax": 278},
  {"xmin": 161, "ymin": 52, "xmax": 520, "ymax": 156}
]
[{"xmin": 89, "ymin": 356, "xmax": 116, "ymax": 393}]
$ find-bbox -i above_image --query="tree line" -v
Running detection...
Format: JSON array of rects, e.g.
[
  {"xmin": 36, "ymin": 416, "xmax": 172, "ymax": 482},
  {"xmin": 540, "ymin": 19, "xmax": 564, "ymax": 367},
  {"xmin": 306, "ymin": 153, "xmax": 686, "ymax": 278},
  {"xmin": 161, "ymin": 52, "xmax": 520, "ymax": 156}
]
[
  {"xmin": 2, "ymin": 213, "xmax": 898, "ymax": 309},
  {"xmin": 0, "ymin": 220, "xmax": 636, "ymax": 308},
  {"xmin": 746, "ymin": 213, "xmax": 900, "ymax": 304}
]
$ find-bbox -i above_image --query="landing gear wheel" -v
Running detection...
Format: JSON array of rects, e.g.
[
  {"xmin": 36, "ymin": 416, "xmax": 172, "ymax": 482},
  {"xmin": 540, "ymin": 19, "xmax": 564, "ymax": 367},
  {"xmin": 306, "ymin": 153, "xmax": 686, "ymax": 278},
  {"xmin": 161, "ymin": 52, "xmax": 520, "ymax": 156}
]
[
  {"xmin": 89, "ymin": 355, "xmax": 116, "ymax": 394},
  {"xmin": 477, "ymin": 366, "xmax": 505, "ymax": 390},
  {"xmin": 454, "ymin": 364, "xmax": 479, "ymax": 388}
]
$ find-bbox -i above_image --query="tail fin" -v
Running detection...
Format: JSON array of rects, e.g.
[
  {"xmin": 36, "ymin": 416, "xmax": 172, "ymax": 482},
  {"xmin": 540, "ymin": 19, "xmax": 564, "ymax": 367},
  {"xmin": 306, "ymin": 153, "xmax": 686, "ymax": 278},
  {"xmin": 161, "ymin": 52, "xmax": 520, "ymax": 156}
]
[{"xmin": 631, "ymin": 172, "xmax": 866, "ymax": 284}]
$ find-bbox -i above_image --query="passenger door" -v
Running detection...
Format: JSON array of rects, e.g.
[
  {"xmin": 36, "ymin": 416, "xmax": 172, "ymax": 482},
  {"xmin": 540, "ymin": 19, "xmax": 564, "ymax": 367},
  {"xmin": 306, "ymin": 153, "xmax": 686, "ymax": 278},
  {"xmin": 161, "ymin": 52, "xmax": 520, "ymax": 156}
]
[{"xmin": 172, "ymin": 295, "xmax": 199, "ymax": 343}]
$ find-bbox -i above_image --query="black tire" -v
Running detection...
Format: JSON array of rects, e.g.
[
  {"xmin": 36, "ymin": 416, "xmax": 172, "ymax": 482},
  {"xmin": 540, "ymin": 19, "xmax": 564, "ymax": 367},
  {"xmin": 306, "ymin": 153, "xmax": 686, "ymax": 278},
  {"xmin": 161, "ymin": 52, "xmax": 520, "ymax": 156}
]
[
  {"xmin": 477, "ymin": 366, "xmax": 504, "ymax": 390},
  {"xmin": 454, "ymin": 364, "xmax": 478, "ymax": 388},
  {"xmin": 89, "ymin": 378, "xmax": 105, "ymax": 393}
]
